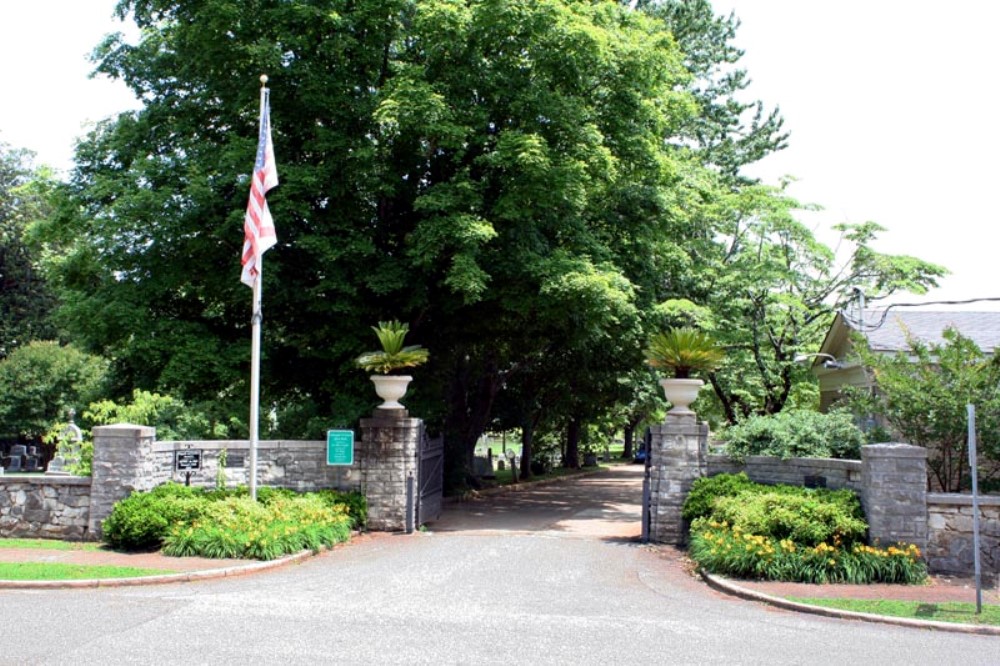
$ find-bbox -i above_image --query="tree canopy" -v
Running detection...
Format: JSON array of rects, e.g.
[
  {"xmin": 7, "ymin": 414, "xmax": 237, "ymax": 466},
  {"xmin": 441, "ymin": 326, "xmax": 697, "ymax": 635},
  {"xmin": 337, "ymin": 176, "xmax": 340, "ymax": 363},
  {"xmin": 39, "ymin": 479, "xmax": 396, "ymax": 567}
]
[
  {"xmin": 0, "ymin": 143, "xmax": 56, "ymax": 359},
  {"xmin": 30, "ymin": 0, "xmax": 945, "ymax": 486}
]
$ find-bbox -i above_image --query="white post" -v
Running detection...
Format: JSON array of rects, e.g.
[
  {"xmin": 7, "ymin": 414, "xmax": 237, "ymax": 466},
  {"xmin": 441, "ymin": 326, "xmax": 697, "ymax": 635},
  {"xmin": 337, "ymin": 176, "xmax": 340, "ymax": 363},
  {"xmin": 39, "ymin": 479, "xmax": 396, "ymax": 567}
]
[
  {"xmin": 967, "ymin": 404, "xmax": 983, "ymax": 614},
  {"xmin": 248, "ymin": 265, "xmax": 263, "ymax": 500}
]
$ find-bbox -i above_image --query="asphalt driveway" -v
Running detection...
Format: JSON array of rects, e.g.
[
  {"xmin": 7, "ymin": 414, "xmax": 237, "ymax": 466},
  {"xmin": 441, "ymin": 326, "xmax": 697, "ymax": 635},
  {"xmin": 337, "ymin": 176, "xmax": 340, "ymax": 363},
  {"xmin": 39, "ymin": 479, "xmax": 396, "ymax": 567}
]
[{"xmin": 0, "ymin": 465, "xmax": 996, "ymax": 664}]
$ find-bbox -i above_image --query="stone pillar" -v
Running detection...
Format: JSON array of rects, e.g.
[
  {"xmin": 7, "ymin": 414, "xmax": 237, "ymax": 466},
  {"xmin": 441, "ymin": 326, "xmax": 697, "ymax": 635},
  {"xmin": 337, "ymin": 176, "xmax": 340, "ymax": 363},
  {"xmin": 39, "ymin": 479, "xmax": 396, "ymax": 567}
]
[
  {"xmin": 861, "ymin": 443, "xmax": 928, "ymax": 550},
  {"xmin": 88, "ymin": 424, "xmax": 157, "ymax": 538},
  {"xmin": 648, "ymin": 412, "xmax": 708, "ymax": 545},
  {"xmin": 358, "ymin": 410, "xmax": 421, "ymax": 531}
]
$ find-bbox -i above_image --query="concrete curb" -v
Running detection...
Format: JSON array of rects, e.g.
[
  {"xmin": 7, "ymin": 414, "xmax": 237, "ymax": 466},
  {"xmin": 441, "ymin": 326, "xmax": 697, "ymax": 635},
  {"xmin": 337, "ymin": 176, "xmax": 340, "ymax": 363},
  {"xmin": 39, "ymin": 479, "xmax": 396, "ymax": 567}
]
[
  {"xmin": 700, "ymin": 569, "xmax": 1000, "ymax": 636},
  {"xmin": 0, "ymin": 547, "xmax": 319, "ymax": 590}
]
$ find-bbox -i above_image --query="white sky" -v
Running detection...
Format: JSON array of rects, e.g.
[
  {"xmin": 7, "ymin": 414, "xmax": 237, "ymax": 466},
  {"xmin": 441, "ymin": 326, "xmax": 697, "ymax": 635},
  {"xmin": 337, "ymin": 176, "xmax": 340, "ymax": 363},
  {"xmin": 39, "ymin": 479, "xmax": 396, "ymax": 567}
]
[
  {"xmin": 715, "ymin": 1, "xmax": 1000, "ymax": 310},
  {"xmin": 1, "ymin": 1, "xmax": 998, "ymax": 309}
]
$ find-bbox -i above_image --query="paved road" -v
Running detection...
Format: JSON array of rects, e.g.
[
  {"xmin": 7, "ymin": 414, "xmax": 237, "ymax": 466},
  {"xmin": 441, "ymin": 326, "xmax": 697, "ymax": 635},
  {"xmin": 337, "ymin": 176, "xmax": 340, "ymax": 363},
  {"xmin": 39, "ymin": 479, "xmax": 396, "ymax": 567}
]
[{"xmin": 1, "ymin": 466, "xmax": 996, "ymax": 664}]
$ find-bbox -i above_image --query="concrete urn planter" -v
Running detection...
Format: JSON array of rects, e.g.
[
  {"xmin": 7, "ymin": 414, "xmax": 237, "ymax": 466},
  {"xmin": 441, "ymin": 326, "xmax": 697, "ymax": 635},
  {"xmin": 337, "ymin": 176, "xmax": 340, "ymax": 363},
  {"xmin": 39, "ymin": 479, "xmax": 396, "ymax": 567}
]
[
  {"xmin": 658, "ymin": 378, "xmax": 704, "ymax": 414},
  {"xmin": 370, "ymin": 375, "xmax": 413, "ymax": 409}
]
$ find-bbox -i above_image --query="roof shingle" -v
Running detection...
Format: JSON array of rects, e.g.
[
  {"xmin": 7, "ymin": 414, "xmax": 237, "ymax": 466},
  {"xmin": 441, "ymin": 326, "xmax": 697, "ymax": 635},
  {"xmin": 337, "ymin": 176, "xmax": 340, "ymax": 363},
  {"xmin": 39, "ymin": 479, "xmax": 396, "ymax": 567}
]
[{"xmin": 849, "ymin": 310, "xmax": 1000, "ymax": 352}]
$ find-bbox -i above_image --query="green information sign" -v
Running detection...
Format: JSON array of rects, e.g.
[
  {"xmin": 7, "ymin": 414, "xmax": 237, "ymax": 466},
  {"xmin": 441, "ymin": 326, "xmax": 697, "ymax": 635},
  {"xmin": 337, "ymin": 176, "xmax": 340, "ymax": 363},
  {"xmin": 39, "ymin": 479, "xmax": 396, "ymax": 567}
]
[{"xmin": 326, "ymin": 429, "xmax": 355, "ymax": 466}]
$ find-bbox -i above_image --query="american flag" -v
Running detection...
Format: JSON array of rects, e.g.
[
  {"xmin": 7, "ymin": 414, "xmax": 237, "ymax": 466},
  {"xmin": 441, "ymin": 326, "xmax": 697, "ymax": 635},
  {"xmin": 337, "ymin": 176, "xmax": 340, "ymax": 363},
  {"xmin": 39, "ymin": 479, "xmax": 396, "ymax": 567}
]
[{"xmin": 240, "ymin": 91, "xmax": 278, "ymax": 287}]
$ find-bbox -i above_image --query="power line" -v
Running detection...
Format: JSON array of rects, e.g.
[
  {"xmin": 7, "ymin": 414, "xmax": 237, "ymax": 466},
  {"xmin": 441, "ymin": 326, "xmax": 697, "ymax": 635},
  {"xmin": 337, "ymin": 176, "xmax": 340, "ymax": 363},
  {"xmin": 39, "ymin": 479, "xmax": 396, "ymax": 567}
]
[{"xmin": 841, "ymin": 297, "xmax": 1000, "ymax": 332}]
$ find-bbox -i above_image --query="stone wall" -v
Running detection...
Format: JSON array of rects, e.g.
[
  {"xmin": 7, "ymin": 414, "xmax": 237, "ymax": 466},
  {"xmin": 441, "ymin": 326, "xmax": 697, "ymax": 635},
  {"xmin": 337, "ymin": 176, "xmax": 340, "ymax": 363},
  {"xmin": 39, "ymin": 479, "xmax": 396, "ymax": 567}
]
[
  {"xmin": 647, "ymin": 412, "xmax": 708, "ymax": 545},
  {"xmin": 860, "ymin": 444, "xmax": 928, "ymax": 551},
  {"xmin": 707, "ymin": 455, "xmax": 862, "ymax": 491},
  {"xmin": 0, "ymin": 412, "xmax": 425, "ymax": 540},
  {"xmin": 89, "ymin": 424, "xmax": 157, "ymax": 538},
  {"xmin": 702, "ymin": 445, "xmax": 926, "ymax": 552},
  {"xmin": 927, "ymin": 494, "xmax": 1000, "ymax": 577},
  {"xmin": 150, "ymin": 440, "xmax": 361, "ymax": 493},
  {"xmin": 0, "ymin": 476, "xmax": 91, "ymax": 540},
  {"xmin": 358, "ymin": 410, "xmax": 421, "ymax": 531}
]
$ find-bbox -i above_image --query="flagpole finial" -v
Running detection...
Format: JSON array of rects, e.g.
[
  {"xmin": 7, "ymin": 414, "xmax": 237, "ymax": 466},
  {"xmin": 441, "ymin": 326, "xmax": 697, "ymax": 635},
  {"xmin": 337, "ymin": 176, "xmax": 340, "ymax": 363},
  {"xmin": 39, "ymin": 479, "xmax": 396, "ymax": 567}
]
[{"xmin": 260, "ymin": 74, "xmax": 268, "ymax": 87}]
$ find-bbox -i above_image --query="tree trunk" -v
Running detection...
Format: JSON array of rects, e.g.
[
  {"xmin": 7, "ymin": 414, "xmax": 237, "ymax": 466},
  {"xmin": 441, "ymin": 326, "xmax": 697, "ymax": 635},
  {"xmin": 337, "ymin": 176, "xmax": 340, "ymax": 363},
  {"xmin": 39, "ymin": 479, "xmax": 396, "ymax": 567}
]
[
  {"xmin": 519, "ymin": 419, "xmax": 534, "ymax": 480},
  {"xmin": 623, "ymin": 423, "xmax": 635, "ymax": 459},
  {"xmin": 443, "ymin": 356, "xmax": 501, "ymax": 491},
  {"xmin": 564, "ymin": 418, "xmax": 581, "ymax": 469}
]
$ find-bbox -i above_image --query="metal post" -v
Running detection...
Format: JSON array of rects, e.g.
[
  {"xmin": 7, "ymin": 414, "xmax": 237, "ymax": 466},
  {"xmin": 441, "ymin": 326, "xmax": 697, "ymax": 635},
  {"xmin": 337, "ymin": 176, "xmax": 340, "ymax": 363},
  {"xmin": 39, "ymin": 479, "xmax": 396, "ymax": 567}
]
[
  {"xmin": 967, "ymin": 404, "xmax": 983, "ymax": 614},
  {"xmin": 641, "ymin": 466, "xmax": 651, "ymax": 543},
  {"xmin": 405, "ymin": 471, "xmax": 415, "ymax": 534}
]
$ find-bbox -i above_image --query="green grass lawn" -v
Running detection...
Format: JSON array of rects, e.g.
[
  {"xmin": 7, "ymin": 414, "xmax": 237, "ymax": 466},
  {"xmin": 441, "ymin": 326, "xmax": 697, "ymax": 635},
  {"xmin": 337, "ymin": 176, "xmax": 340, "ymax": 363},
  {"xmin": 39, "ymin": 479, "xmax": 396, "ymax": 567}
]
[
  {"xmin": 0, "ymin": 538, "xmax": 102, "ymax": 551},
  {"xmin": 0, "ymin": 562, "xmax": 172, "ymax": 580},
  {"xmin": 791, "ymin": 597, "xmax": 1000, "ymax": 627}
]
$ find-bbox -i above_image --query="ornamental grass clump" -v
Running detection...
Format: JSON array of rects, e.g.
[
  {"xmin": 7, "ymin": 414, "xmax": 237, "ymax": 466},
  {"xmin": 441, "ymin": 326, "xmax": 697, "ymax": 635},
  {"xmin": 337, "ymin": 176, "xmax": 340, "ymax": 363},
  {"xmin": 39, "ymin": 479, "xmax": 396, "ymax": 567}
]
[{"xmin": 162, "ymin": 495, "xmax": 352, "ymax": 560}]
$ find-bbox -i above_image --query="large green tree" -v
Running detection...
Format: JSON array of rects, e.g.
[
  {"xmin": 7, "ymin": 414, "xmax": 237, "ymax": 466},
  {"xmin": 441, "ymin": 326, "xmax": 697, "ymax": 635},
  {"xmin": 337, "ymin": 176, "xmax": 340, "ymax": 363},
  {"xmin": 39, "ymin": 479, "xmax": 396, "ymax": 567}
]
[
  {"xmin": 0, "ymin": 143, "xmax": 56, "ymax": 358},
  {"xmin": 632, "ymin": 0, "xmax": 787, "ymax": 178},
  {"xmin": 38, "ymin": 0, "xmax": 710, "ymax": 484},
  {"xmin": 658, "ymin": 182, "xmax": 946, "ymax": 423},
  {"xmin": 0, "ymin": 341, "xmax": 108, "ymax": 439}
]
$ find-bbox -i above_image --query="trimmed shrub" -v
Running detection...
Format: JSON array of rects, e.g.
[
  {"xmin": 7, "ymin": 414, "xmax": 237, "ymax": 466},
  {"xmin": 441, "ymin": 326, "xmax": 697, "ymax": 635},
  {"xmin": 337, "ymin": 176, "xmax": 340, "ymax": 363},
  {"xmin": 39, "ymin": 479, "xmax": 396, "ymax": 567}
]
[
  {"xmin": 682, "ymin": 472, "xmax": 757, "ymax": 522},
  {"xmin": 722, "ymin": 410, "xmax": 865, "ymax": 461},
  {"xmin": 102, "ymin": 483, "xmax": 208, "ymax": 551},
  {"xmin": 104, "ymin": 483, "xmax": 363, "ymax": 557},
  {"xmin": 709, "ymin": 490, "xmax": 866, "ymax": 547},
  {"xmin": 685, "ymin": 473, "xmax": 926, "ymax": 584}
]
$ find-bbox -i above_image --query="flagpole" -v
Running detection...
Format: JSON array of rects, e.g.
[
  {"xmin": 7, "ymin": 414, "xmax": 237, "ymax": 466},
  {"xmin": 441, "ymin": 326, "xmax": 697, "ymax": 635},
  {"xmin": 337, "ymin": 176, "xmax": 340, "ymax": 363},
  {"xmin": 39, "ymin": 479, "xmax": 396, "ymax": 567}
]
[
  {"xmin": 248, "ymin": 75, "xmax": 269, "ymax": 502},
  {"xmin": 249, "ymin": 262, "xmax": 263, "ymax": 501}
]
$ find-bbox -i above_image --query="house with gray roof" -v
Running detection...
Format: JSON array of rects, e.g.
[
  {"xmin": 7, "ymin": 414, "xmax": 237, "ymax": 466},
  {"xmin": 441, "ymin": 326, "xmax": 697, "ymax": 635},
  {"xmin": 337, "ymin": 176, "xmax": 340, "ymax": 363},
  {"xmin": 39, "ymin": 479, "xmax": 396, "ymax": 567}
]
[{"xmin": 811, "ymin": 310, "xmax": 1000, "ymax": 411}]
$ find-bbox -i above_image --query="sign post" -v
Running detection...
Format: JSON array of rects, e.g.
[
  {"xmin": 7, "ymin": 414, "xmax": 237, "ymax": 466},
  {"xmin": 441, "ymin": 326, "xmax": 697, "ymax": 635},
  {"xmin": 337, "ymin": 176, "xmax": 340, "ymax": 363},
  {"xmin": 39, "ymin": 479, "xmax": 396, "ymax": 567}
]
[
  {"xmin": 967, "ymin": 404, "xmax": 983, "ymax": 614},
  {"xmin": 175, "ymin": 449, "xmax": 203, "ymax": 487}
]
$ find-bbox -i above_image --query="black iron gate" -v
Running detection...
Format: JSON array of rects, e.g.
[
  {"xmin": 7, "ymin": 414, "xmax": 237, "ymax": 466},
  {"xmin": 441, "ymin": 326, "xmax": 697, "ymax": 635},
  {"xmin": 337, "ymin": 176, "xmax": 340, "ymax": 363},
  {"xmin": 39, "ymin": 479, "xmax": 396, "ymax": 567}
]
[{"xmin": 416, "ymin": 428, "xmax": 444, "ymax": 528}]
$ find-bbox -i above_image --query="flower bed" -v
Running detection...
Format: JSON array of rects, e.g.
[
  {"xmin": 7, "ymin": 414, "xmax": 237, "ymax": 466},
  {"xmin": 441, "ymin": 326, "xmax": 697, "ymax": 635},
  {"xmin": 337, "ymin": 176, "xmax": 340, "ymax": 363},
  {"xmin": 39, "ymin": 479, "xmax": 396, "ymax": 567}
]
[
  {"xmin": 685, "ymin": 473, "xmax": 926, "ymax": 584},
  {"xmin": 689, "ymin": 519, "xmax": 925, "ymax": 584},
  {"xmin": 102, "ymin": 483, "xmax": 366, "ymax": 560}
]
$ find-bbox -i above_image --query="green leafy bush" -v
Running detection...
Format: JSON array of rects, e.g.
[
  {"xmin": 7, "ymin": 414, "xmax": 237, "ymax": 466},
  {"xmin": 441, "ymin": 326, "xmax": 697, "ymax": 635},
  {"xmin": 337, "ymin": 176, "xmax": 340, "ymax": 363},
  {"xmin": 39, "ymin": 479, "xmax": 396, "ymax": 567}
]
[
  {"xmin": 689, "ymin": 519, "xmax": 926, "ymax": 584},
  {"xmin": 314, "ymin": 489, "xmax": 368, "ymax": 530},
  {"xmin": 103, "ymin": 483, "xmax": 362, "ymax": 557},
  {"xmin": 84, "ymin": 389, "xmax": 232, "ymax": 440},
  {"xmin": 722, "ymin": 410, "xmax": 865, "ymax": 461},
  {"xmin": 0, "ymin": 341, "xmax": 108, "ymax": 438},
  {"xmin": 709, "ymin": 491, "xmax": 866, "ymax": 547},
  {"xmin": 162, "ymin": 495, "xmax": 352, "ymax": 560},
  {"xmin": 199, "ymin": 485, "xmax": 297, "ymax": 503},
  {"xmin": 102, "ymin": 483, "xmax": 208, "ymax": 551},
  {"xmin": 682, "ymin": 472, "xmax": 757, "ymax": 522},
  {"xmin": 685, "ymin": 473, "xmax": 925, "ymax": 584}
]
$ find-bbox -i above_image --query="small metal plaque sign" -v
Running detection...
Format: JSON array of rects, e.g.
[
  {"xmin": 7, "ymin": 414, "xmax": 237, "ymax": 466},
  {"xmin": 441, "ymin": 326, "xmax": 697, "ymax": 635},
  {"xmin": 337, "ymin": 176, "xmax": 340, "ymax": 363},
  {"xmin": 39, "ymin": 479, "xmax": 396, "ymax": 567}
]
[
  {"xmin": 175, "ymin": 450, "xmax": 202, "ymax": 471},
  {"xmin": 804, "ymin": 474, "xmax": 827, "ymax": 489},
  {"xmin": 327, "ymin": 430, "xmax": 354, "ymax": 466},
  {"xmin": 225, "ymin": 453, "xmax": 245, "ymax": 468}
]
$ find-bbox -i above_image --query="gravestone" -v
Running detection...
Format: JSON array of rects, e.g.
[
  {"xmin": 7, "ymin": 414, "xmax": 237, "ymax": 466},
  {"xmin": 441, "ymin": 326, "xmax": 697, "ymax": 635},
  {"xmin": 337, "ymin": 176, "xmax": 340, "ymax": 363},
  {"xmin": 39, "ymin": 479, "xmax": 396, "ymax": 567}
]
[
  {"xmin": 48, "ymin": 416, "xmax": 83, "ymax": 475},
  {"xmin": 473, "ymin": 456, "xmax": 493, "ymax": 477}
]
